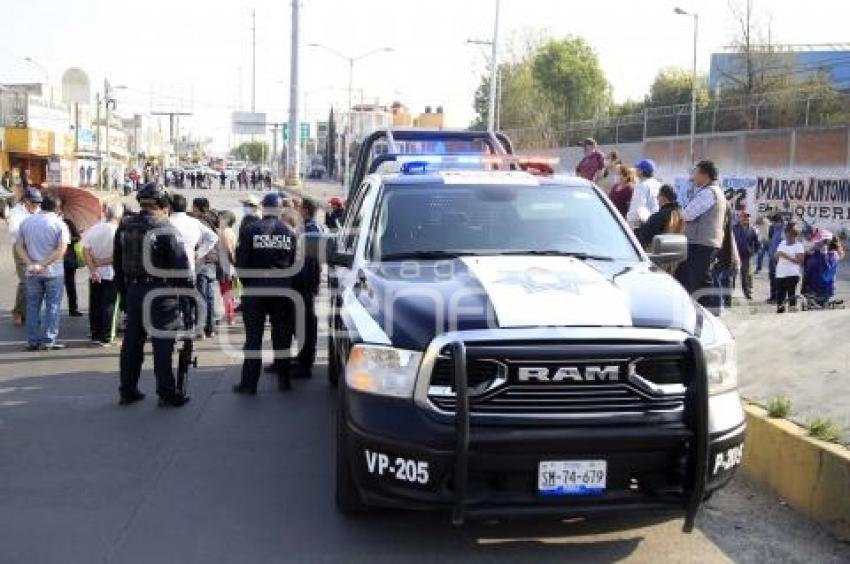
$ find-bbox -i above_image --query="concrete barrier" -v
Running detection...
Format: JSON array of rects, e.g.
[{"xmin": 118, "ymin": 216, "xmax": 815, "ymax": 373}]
[{"xmin": 742, "ymin": 403, "xmax": 850, "ymax": 540}]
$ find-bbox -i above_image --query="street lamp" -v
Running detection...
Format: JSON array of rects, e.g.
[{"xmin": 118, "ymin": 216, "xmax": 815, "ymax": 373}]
[
  {"xmin": 675, "ymin": 7, "xmax": 699, "ymax": 167},
  {"xmin": 307, "ymin": 43, "xmax": 393, "ymax": 186},
  {"xmin": 98, "ymin": 81, "xmax": 127, "ymax": 190},
  {"xmin": 466, "ymin": 38, "xmax": 503, "ymax": 132}
]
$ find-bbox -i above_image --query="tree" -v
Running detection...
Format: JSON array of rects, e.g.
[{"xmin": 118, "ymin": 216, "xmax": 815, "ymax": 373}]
[
  {"xmin": 718, "ymin": 0, "xmax": 847, "ymax": 130},
  {"xmin": 531, "ymin": 37, "xmax": 611, "ymax": 128},
  {"xmin": 648, "ymin": 67, "xmax": 709, "ymax": 107},
  {"xmin": 326, "ymin": 108, "xmax": 337, "ymax": 177},
  {"xmin": 231, "ymin": 141, "xmax": 269, "ymax": 164},
  {"xmin": 472, "ymin": 60, "xmax": 556, "ymax": 148}
]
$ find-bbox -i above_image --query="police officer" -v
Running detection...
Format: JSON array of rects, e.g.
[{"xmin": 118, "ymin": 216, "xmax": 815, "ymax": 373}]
[
  {"xmin": 114, "ymin": 183, "xmax": 192, "ymax": 407},
  {"xmin": 293, "ymin": 198, "xmax": 323, "ymax": 379},
  {"xmin": 233, "ymin": 193, "xmax": 297, "ymax": 394}
]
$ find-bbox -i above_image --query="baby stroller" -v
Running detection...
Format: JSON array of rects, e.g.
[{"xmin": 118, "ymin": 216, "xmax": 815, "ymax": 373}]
[
  {"xmin": 801, "ymin": 241, "xmax": 844, "ymax": 310},
  {"xmin": 801, "ymin": 292, "xmax": 845, "ymax": 310}
]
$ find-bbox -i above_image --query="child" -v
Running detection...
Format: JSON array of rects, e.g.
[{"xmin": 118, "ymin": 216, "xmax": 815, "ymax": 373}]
[{"xmin": 774, "ymin": 223, "xmax": 805, "ymax": 313}]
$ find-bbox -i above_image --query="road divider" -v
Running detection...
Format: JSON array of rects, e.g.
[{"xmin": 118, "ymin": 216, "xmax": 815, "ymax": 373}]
[{"xmin": 741, "ymin": 403, "xmax": 850, "ymax": 541}]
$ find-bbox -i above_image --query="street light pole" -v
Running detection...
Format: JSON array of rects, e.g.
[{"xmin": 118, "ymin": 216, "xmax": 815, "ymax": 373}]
[
  {"xmin": 487, "ymin": 0, "xmax": 501, "ymax": 133},
  {"xmin": 286, "ymin": 0, "xmax": 301, "ymax": 185},
  {"xmin": 675, "ymin": 7, "xmax": 699, "ymax": 166},
  {"xmin": 307, "ymin": 43, "xmax": 393, "ymax": 187}
]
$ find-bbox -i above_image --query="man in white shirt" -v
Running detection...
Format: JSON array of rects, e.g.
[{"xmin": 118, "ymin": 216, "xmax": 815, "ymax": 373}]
[
  {"xmin": 82, "ymin": 202, "xmax": 124, "ymax": 346},
  {"xmin": 627, "ymin": 159, "xmax": 662, "ymax": 229},
  {"xmin": 16, "ymin": 192, "xmax": 70, "ymax": 351},
  {"xmin": 8, "ymin": 185, "xmax": 36, "ymax": 326},
  {"xmin": 168, "ymin": 193, "xmax": 218, "ymax": 273},
  {"xmin": 169, "ymin": 193, "xmax": 217, "ymax": 332}
]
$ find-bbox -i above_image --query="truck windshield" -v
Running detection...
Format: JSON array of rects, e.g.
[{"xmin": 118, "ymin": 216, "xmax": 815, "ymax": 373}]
[{"xmin": 372, "ymin": 183, "xmax": 640, "ymax": 262}]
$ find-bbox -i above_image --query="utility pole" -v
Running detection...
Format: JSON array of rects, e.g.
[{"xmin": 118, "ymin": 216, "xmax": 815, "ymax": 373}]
[
  {"xmin": 271, "ymin": 124, "xmax": 281, "ymax": 173},
  {"xmin": 95, "ymin": 93, "xmax": 101, "ymax": 190},
  {"xmin": 286, "ymin": 0, "xmax": 301, "ymax": 185},
  {"xmin": 251, "ymin": 9, "xmax": 256, "ymax": 113},
  {"xmin": 487, "ymin": 0, "xmax": 501, "ymax": 132},
  {"xmin": 675, "ymin": 7, "xmax": 699, "ymax": 165},
  {"xmin": 104, "ymin": 79, "xmax": 111, "ymax": 190}
]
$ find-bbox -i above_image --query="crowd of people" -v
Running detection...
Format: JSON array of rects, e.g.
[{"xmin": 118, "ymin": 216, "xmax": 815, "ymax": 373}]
[
  {"xmin": 163, "ymin": 168, "xmax": 273, "ymax": 191},
  {"xmin": 574, "ymin": 137, "xmax": 844, "ymax": 313},
  {"xmin": 6, "ymin": 179, "xmax": 345, "ymax": 356}
]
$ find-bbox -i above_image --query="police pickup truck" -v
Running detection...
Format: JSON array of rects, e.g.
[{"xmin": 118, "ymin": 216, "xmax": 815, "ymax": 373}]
[{"xmin": 319, "ymin": 129, "xmax": 745, "ymax": 529}]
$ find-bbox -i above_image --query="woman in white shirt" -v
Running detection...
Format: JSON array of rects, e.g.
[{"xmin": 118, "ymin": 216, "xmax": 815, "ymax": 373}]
[{"xmin": 774, "ymin": 222, "xmax": 805, "ymax": 313}]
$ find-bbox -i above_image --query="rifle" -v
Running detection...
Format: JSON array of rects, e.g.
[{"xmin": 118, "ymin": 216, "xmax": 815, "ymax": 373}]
[{"xmin": 177, "ymin": 336, "xmax": 197, "ymax": 396}]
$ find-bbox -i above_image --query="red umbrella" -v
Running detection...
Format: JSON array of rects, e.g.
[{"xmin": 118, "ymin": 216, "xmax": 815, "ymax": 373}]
[{"xmin": 57, "ymin": 186, "xmax": 103, "ymax": 232}]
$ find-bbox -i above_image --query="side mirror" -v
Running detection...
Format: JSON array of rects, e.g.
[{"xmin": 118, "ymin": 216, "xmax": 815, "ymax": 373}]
[
  {"xmin": 301, "ymin": 231, "xmax": 354, "ymax": 268},
  {"xmin": 649, "ymin": 234, "xmax": 688, "ymax": 265},
  {"xmin": 330, "ymin": 251, "xmax": 354, "ymax": 269}
]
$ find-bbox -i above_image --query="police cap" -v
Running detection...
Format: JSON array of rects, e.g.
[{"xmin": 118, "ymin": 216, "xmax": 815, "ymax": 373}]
[{"xmin": 136, "ymin": 182, "xmax": 170, "ymax": 208}]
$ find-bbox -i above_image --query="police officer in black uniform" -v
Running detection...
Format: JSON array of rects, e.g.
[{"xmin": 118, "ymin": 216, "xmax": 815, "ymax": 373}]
[
  {"xmin": 293, "ymin": 198, "xmax": 323, "ymax": 379},
  {"xmin": 114, "ymin": 183, "xmax": 192, "ymax": 407},
  {"xmin": 233, "ymin": 193, "xmax": 298, "ymax": 394}
]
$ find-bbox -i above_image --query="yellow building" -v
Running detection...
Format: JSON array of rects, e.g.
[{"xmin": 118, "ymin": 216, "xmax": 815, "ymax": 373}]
[
  {"xmin": 3, "ymin": 127, "xmax": 53, "ymax": 186},
  {"xmin": 413, "ymin": 106, "xmax": 445, "ymax": 129}
]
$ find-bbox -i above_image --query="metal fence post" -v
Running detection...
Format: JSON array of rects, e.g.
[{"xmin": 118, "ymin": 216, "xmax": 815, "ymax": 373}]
[{"xmin": 642, "ymin": 109, "xmax": 648, "ymax": 141}]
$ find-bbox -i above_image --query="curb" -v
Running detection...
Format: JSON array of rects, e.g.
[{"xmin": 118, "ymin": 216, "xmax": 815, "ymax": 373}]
[{"xmin": 742, "ymin": 403, "xmax": 850, "ymax": 540}]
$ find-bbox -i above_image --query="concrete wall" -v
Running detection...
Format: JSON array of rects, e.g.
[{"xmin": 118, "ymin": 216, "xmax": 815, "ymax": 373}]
[{"xmin": 532, "ymin": 126, "xmax": 850, "ymax": 182}]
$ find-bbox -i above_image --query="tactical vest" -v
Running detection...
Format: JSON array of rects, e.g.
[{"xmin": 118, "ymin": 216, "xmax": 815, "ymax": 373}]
[{"xmin": 119, "ymin": 217, "xmax": 150, "ymax": 279}]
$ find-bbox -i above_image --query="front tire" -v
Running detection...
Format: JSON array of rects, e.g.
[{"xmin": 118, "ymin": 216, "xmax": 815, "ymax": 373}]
[
  {"xmin": 335, "ymin": 402, "xmax": 367, "ymax": 514},
  {"xmin": 327, "ymin": 335, "xmax": 341, "ymax": 388}
]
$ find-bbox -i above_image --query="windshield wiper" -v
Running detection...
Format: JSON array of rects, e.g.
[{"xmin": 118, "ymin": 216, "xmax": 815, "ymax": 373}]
[
  {"xmin": 494, "ymin": 250, "xmax": 615, "ymax": 261},
  {"xmin": 379, "ymin": 250, "xmax": 476, "ymax": 261}
]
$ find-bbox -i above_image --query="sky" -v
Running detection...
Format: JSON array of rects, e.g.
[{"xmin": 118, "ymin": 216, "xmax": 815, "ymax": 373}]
[{"xmin": 1, "ymin": 0, "xmax": 847, "ymax": 153}]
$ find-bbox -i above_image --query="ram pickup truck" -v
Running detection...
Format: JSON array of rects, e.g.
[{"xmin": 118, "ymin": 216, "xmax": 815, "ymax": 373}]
[{"xmin": 321, "ymin": 130, "xmax": 745, "ymax": 529}]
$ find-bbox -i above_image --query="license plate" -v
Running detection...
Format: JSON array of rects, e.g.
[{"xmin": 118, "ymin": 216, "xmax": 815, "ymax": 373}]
[{"xmin": 538, "ymin": 460, "xmax": 607, "ymax": 497}]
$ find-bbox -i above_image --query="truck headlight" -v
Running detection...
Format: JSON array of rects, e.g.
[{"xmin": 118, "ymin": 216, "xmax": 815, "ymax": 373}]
[
  {"xmin": 699, "ymin": 309, "xmax": 738, "ymax": 396},
  {"xmin": 346, "ymin": 344, "xmax": 423, "ymax": 399}
]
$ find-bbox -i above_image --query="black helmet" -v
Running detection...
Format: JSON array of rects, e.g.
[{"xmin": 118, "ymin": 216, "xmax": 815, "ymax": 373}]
[{"xmin": 136, "ymin": 182, "xmax": 169, "ymax": 208}]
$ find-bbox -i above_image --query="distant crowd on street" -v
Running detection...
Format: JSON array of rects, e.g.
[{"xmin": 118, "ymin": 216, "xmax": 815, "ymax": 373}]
[
  {"xmin": 575, "ymin": 137, "xmax": 844, "ymax": 313},
  {"xmin": 163, "ymin": 167, "xmax": 273, "ymax": 191}
]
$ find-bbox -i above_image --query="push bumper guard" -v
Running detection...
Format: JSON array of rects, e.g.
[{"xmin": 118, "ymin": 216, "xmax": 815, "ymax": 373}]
[{"xmin": 445, "ymin": 336, "xmax": 711, "ymax": 531}]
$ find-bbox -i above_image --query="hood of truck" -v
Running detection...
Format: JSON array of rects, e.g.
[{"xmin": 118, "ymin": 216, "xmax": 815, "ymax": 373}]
[{"xmin": 348, "ymin": 255, "xmax": 697, "ymax": 351}]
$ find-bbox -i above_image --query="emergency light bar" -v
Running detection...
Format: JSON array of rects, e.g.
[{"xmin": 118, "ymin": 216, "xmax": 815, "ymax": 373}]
[{"xmin": 393, "ymin": 154, "xmax": 559, "ymax": 176}]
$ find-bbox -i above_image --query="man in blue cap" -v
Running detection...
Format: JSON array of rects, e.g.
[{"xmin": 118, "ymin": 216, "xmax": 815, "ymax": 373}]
[
  {"xmin": 233, "ymin": 192, "xmax": 298, "ymax": 394},
  {"xmin": 627, "ymin": 159, "xmax": 662, "ymax": 229}
]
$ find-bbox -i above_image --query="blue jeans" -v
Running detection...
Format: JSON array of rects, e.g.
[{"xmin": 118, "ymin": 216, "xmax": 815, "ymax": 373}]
[
  {"xmin": 755, "ymin": 245, "xmax": 769, "ymax": 271},
  {"xmin": 26, "ymin": 276, "xmax": 63, "ymax": 347},
  {"xmin": 195, "ymin": 264, "xmax": 216, "ymax": 334}
]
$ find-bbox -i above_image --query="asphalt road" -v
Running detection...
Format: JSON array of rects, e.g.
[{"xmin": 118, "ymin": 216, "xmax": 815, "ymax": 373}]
[{"xmin": 0, "ymin": 187, "xmax": 848, "ymax": 563}]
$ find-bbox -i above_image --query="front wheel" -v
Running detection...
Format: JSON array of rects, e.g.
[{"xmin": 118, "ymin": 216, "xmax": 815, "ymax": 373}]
[
  {"xmin": 327, "ymin": 335, "xmax": 340, "ymax": 388},
  {"xmin": 335, "ymin": 403, "xmax": 367, "ymax": 514}
]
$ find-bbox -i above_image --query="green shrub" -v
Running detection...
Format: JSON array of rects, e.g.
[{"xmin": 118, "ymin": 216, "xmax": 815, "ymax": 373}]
[
  {"xmin": 807, "ymin": 418, "xmax": 842, "ymax": 443},
  {"xmin": 766, "ymin": 396, "xmax": 792, "ymax": 418}
]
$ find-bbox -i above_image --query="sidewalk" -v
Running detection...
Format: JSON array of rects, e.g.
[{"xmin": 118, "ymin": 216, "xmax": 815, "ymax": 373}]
[
  {"xmin": 723, "ymin": 268, "xmax": 850, "ymax": 444},
  {"xmin": 276, "ymin": 179, "xmax": 346, "ymax": 208}
]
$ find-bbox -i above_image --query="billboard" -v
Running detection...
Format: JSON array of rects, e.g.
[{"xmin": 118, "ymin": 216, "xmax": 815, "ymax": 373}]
[
  {"xmin": 232, "ymin": 112, "xmax": 267, "ymax": 135},
  {"xmin": 674, "ymin": 172, "xmax": 850, "ymax": 232}
]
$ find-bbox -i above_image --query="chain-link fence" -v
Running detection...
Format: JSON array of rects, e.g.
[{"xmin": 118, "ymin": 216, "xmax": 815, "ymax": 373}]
[{"xmin": 503, "ymin": 90, "xmax": 850, "ymax": 151}]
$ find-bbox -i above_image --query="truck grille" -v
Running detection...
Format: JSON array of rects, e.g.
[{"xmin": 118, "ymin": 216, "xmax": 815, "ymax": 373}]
[{"xmin": 426, "ymin": 343, "xmax": 687, "ymax": 418}]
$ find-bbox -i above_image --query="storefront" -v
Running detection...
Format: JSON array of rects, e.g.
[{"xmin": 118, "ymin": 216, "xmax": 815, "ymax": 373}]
[
  {"xmin": 73, "ymin": 126, "xmax": 98, "ymax": 187},
  {"xmin": 4, "ymin": 127, "xmax": 53, "ymax": 186}
]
